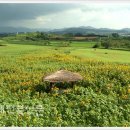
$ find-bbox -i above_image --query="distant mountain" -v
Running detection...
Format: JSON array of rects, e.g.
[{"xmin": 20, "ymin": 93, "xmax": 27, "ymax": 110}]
[
  {"xmin": 0, "ymin": 26, "xmax": 130, "ymax": 35},
  {"xmin": 78, "ymin": 26, "xmax": 96, "ymax": 29},
  {"xmin": 49, "ymin": 26, "xmax": 130, "ymax": 35},
  {"xmin": 0, "ymin": 26, "xmax": 50, "ymax": 33},
  {"xmin": 121, "ymin": 28, "xmax": 130, "ymax": 33}
]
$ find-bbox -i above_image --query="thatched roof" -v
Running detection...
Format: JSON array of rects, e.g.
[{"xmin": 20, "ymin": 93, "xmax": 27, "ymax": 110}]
[{"xmin": 44, "ymin": 70, "xmax": 83, "ymax": 82}]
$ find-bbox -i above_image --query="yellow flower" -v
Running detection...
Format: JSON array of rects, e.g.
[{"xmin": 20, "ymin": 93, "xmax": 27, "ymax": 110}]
[
  {"xmin": 122, "ymin": 95, "xmax": 128, "ymax": 99},
  {"xmin": 80, "ymin": 101, "xmax": 85, "ymax": 106},
  {"xmin": 128, "ymin": 89, "xmax": 130, "ymax": 93},
  {"xmin": 52, "ymin": 93, "xmax": 58, "ymax": 96}
]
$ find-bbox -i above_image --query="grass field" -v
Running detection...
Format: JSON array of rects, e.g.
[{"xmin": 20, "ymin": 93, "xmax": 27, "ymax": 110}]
[
  {"xmin": 0, "ymin": 39, "xmax": 130, "ymax": 126},
  {"xmin": 1, "ymin": 39, "xmax": 130, "ymax": 64},
  {"xmin": 71, "ymin": 48, "xmax": 130, "ymax": 64}
]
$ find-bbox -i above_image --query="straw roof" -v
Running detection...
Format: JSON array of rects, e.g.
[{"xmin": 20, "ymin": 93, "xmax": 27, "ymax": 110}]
[{"xmin": 44, "ymin": 70, "xmax": 83, "ymax": 82}]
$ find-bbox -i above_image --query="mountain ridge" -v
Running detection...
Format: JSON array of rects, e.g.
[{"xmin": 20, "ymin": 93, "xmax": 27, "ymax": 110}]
[{"xmin": 0, "ymin": 26, "xmax": 130, "ymax": 34}]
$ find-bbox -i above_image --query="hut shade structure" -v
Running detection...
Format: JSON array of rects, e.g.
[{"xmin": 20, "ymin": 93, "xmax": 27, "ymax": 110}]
[
  {"xmin": 43, "ymin": 70, "xmax": 83, "ymax": 90},
  {"xmin": 44, "ymin": 70, "xmax": 82, "ymax": 83}
]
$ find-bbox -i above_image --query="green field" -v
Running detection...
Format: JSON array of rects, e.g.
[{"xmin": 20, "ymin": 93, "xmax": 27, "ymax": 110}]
[
  {"xmin": 71, "ymin": 48, "xmax": 130, "ymax": 64},
  {"xmin": 1, "ymin": 39, "xmax": 130, "ymax": 64},
  {"xmin": 0, "ymin": 39, "xmax": 130, "ymax": 126}
]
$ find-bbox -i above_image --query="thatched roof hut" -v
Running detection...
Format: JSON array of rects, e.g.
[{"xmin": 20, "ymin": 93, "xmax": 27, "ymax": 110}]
[{"xmin": 44, "ymin": 70, "xmax": 82, "ymax": 83}]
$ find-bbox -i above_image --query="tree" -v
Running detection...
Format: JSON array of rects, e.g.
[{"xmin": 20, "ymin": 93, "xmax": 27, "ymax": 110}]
[
  {"xmin": 64, "ymin": 33, "xmax": 73, "ymax": 38},
  {"xmin": 36, "ymin": 32, "xmax": 49, "ymax": 40},
  {"xmin": 112, "ymin": 33, "xmax": 119, "ymax": 38},
  {"xmin": 101, "ymin": 39, "xmax": 112, "ymax": 49},
  {"xmin": 74, "ymin": 33, "xmax": 83, "ymax": 37},
  {"xmin": 93, "ymin": 42, "xmax": 101, "ymax": 48}
]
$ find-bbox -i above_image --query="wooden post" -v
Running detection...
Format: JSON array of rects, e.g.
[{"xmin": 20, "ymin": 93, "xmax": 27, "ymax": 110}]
[
  {"xmin": 71, "ymin": 82, "xmax": 74, "ymax": 88},
  {"xmin": 50, "ymin": 82, "xmax": 55, "ymax": 90},
  {"xmin": 49, "ymin": 82, "xmax": 53, "ymax": 91}
]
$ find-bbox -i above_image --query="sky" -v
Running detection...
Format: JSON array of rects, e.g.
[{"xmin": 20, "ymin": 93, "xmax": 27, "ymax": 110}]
[{"xmin": 0, "ymin": 2, "xmax": 130, "ymax": 29}]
